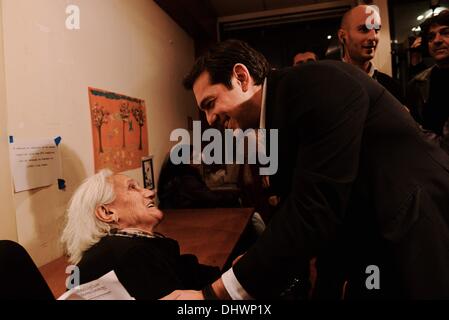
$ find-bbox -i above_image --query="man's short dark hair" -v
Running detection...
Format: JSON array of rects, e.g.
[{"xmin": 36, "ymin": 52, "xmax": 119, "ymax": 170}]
[
  {"xmin": 183, "ymin": 39, "xmax": 270, "ymax": 90},
  {"xmin": 421, "ymin": 9, "xmax": 449, "ymax": 41}
]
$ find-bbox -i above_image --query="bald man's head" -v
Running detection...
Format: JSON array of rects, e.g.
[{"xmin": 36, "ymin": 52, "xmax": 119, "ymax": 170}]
[
  {"xmin": 338, "ymin": 5, "xmax": 382, "ymax": 69},
  {"xmin": 340, "ymin": 5, "xmax": 354, "ymax": 30},
  {"xmin": 340, "ymin": 5, "xmax": 380, "ymax": 30}
]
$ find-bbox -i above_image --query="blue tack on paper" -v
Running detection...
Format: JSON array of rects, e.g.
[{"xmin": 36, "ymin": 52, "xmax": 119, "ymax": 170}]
[
  {"xmin": 9, "ymin": 136, "xmax": 13, "ymax": 144},
  {"xmin": 58, "ymin": 179, "xmax": 66, "ymax": 190},
  {"xmin": 54, "ymin": 136, "xmax": 62, "ymax": 146}
]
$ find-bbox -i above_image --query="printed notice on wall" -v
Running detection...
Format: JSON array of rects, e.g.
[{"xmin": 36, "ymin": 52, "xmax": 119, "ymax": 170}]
[{"xmin": 9, "ymin": 138, "xmax": 62, "ymax": 192}]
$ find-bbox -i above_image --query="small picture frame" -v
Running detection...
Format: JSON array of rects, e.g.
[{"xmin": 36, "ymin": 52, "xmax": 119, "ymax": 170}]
[{"xmin": 142, "ymin": 156, "xmax": 155, "ymax": 190}]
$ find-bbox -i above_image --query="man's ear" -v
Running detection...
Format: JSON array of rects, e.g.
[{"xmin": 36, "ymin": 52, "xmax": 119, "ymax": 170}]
[
  {"xmin": 95, "ymin": 205, "xmax": 116, "ymax": 223},
  {"xmin": 232, "ymin": 63, "xmax": 250, "ymax": 92},
  {"xmin": 338, "ymin": 29, "xmax": 346, "ymax": 45}
]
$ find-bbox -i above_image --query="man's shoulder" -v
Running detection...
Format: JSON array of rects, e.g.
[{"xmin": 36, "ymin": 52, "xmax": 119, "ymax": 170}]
[
  {"xmin": 374, "ymin": 70, "xmax": 404, "ymax": 102},
  {"xmin": 374, "ymin": 70, "xmax": 394, "ymax": 80},
  {"xmin": 270, "ymin": 60, "xmax": 361, "ymax": 86},
  {"xmin": 410, "ymin": 66, "xmax": 434, "ymax": 83},
  {"xmin": 283, "ymin": 60, "xmax": 356, "ymax": 73},
  {"xmin": 374, "ymin": 70, "xmax": 399, "ymax": 86}
]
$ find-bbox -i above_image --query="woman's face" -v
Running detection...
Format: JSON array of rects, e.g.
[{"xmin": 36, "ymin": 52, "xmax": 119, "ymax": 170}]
[{"xmin": 107, "ymin": 174, "xmax": 163, "ymax": 230}]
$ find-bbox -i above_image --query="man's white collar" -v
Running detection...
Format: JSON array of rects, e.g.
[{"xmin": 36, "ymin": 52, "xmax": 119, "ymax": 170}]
[
  {"xmin": 259, "ymin": 77, "xmax": 267, "ymax": 129},
  {"xmin": 342, "ymin": 58, "xmax": 376, "ymax": 78}
]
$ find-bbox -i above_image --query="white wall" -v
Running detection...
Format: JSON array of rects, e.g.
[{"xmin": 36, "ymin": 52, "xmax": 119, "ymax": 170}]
[
  {"xmin": 0, "ymin": 0, "xmax": 18, "ymax": 242},
  {"xmin": 2, "ymin": 0, "xmax": 197, "ymax": 266},
  {"xmin": 372, "ymin": 0, "xmax": 393, "ymax": 76}
]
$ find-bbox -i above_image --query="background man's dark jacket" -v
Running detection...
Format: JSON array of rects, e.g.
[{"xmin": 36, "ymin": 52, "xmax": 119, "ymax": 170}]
[
  {"xmin": 374, "ymin": 69, "xmax": 404, "ymax": 104},
  {"xmin": 233, "ymin": 61, "xmax": 449, "ymax": 299}
]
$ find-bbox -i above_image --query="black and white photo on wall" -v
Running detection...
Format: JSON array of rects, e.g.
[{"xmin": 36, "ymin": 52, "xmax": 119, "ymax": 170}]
[{"xmin": 142, "ymin": 156, "xmax": 154, "ymax": 190}]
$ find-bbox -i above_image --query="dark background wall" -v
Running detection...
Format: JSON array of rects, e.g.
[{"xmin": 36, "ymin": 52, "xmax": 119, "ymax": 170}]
[{"xmin": 220, "ymin": 17, "xmax": 341, "ymax": 68}]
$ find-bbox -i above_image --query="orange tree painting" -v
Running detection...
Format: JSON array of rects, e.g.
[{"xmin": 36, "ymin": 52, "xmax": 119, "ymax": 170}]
[
  {"xmin": 91, "ymin": 103, "xmax": 110, "ymax": 153},
  {"xmin": 88, "ymin": 88, "xmax": 149, "ymax": 172},
  {"xmin": 119, "ymin": 102, "xmax": 131, "ymax": 148},
  {"xmin": 132, "ymin": 105, "xmax": 145, "ymax": 151}
]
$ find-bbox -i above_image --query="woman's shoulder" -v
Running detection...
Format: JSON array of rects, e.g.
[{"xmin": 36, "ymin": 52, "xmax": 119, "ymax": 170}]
[
  {"xmin": 102, "ymin": 233, "xmax": 180, "ymax": 257},
  {"xmin": 78, "ymin": 235, "xmax": 180, "ymax": 272}
]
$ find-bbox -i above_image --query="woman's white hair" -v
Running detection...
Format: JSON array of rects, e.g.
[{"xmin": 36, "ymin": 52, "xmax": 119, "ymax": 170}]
[{"xmin": 61, "ymin": 169, "xmax": 116, "ymax": 264}]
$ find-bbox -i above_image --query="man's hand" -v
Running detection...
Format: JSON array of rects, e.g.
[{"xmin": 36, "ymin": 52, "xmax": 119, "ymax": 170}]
[
  {"xmin": 161, "ymin": 279, "xmax": 232, "ymax": 300},
  {"xmin": 160, "ymin": 290, "xmax": 204, "ymax": 300},
  {"xmin": 411, "ymin": 36, "xmax": 422, "ymax": 49}
]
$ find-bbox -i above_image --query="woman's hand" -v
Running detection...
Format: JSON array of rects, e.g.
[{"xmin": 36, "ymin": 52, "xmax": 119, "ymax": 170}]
[{"xmin": 160, "ymin": 290, "xmax": 204, "ymax": 300}]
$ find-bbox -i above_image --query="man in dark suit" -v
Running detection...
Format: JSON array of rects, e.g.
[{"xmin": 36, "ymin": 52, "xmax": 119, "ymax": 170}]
[{"xmin": 163, "ymin": 40, "xmax": 449, "ymax": 300}]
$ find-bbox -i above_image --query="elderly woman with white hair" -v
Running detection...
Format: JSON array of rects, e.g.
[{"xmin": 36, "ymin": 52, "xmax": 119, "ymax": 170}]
[{"xmin": 61, "ymin": 169, "xmax": 220, "ymax": 300}]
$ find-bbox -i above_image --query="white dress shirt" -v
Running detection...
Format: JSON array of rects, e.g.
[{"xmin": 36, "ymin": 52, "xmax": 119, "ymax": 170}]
[{"xmin": 221, "ymin": 77, "xmax": 267, "ymax": 300}]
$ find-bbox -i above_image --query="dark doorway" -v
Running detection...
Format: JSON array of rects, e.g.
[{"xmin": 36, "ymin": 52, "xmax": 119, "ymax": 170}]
[{"xmin": 220, "ymin": 17, "xmax": 342, "ymax": 68}]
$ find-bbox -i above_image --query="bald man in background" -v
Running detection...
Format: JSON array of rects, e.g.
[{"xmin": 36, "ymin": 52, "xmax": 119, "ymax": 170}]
[{"xmin": 338, "ymin": 5, "xmax": 403, "ymax": 103}]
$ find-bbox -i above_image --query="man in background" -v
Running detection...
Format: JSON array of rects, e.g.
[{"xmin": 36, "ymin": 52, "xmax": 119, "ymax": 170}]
[
  {"xmin": 407, "ymin": 10, "xmax": 449, "ymax": 145},
  {"xmin": 293, "ymin": 51, "xmax": 318, "ymax": 66},
  {"xmin": 338, "ymin": 4, "xmax": 403, "ymax": 103}
]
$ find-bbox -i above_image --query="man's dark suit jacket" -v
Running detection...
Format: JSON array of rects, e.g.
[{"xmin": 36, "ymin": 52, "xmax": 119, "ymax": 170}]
[{"xmin": 233, "ymin": 61, "xmax": 449, "ymax": 299}]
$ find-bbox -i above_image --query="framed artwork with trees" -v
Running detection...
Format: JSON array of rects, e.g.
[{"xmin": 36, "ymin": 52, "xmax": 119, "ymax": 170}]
[{"xmin": 88, "ymin": 87, "xmax": 149, "ymax": 172}]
